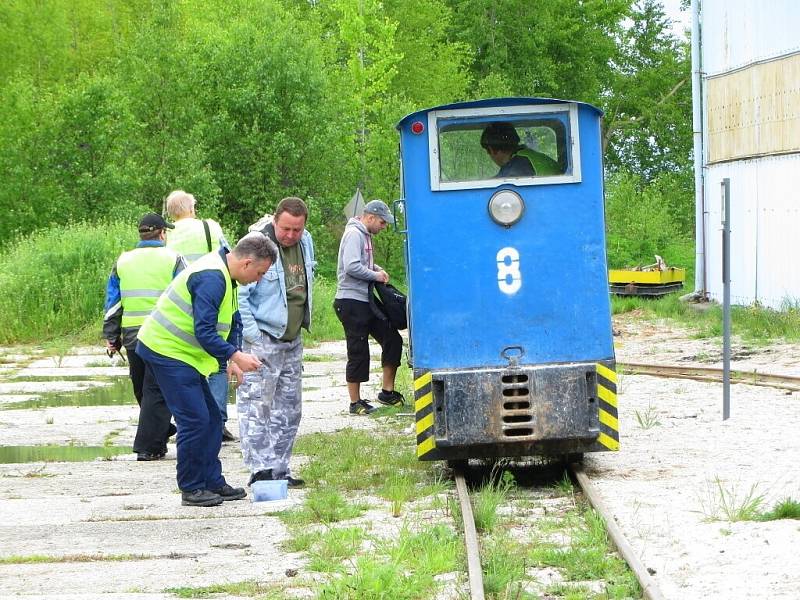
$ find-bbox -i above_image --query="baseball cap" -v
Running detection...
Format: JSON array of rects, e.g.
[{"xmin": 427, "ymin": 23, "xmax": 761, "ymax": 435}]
[
  {"xmin": 362, "ymin": 200, "xmax": 395, "ymax": 224},
  {"xmin": 480, "ymin": 122, "xmax": 521, "ymax": 150},
  {"xmin": 138, "ymin": 212, "xmax": 174, "ymax": 232}
]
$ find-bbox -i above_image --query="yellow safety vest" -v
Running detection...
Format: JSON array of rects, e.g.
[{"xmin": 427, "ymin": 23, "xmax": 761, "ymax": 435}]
[
  {"xmin": 516, "ymin": 147, "xmax": 562, "ymax": 176},
  {"xmin": 167, "ymin": 218, "xmax": 223, "ymax": 263},
  {"xmin": 138, "ymin": 252, "xmax": 236, "ymax": 376},
  {"xmin": 117, "ymin": 246, "xmax": 179, "ymax": 328}
]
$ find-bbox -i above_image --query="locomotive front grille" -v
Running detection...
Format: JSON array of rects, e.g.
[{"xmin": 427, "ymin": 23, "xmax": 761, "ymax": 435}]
[{"xmin": 500, "ymin": 373, "xmax": 534, "ymax": 437}]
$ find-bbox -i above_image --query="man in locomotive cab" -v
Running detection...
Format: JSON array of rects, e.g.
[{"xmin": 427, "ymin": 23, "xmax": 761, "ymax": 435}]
[{"xmin": 480, "ymin": 121, "xmax": 561, "ymax": 178}]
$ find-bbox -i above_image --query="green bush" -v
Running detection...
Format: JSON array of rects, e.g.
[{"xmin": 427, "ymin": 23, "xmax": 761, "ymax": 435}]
[
  {"xmin": 0, "ymin": 219, "xmax": 349, "ymax": 345},
  {"xmin": 605, "ymin": 169, "xmax": 693, "ymax": 271},
  {"xmin": 0, "ymin": 220, "xmax": 136, "ymax": 343}
]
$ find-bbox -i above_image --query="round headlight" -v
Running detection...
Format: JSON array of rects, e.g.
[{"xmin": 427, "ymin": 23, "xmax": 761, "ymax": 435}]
[{"xmin": 488, "ymin": 190, "xmax": 524, "ymax": 226}]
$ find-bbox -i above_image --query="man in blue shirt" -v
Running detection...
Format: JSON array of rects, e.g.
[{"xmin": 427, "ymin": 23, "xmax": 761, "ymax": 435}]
[{"xmin": 137, "ymin": 233, "xmax": 277, "ymax": 507}]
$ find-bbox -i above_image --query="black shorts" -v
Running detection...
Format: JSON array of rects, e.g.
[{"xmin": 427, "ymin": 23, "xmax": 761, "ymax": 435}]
[{"xmin": 333, "ymin": 298, "xmax": 402, "ymax": 383}]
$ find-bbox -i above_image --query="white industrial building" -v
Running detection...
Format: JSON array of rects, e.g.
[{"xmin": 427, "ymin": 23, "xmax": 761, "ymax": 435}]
[{"xmin": 692, "ymin": 0, "xmax": 800, "ymax": 308}]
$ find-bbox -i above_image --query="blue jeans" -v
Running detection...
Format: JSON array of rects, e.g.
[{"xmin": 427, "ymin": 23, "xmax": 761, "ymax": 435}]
[
  {"xmin": 137, "ymin": 342, "xmax": 225, "ymax": 492},
  {"xmin": 207, "ymin": 366, "xmax": 229, "ymax": 422}
]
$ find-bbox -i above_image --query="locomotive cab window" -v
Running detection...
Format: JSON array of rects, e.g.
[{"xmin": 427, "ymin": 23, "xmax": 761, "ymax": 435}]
[{"xmin": 428, "ymin": 104, "xmax": 582, "ymax": 191}]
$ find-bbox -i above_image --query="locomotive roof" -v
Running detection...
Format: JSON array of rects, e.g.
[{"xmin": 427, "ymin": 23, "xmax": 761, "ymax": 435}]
[{"xmin": 396, "ymin": 97, "xmax": 603, "ymax": 129}]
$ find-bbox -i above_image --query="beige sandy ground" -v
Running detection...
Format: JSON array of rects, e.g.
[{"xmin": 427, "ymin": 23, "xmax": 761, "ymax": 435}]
[{"xmin": 1, "ymin": 319, "xmax": 800, "ymax": 599}]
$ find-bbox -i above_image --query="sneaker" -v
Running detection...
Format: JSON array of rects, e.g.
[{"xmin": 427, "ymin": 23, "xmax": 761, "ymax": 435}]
[
  {"xmin": 221, "ymin": 426, "xmax": 237, "ymax": 442},
  {"xmin": 286, "ymin": 476, "xmax": 305, "ymax": 488},
  {"xmin": 247, "ymin": 469, "xmax": 273, "ymax": 486},
  {"xmin": 349, "ymin": 399, "xmax": 377, "ymax": 415},
  {"xmin": 377, "ymin": 389, "xmax": 405, "ymax": 406},
  {"xmin": 181, "ymin": 489, "xmax": 223, "ymax": 507},
  {"xmin": 210, "ymin": 483, "xmax": 247, "ymax": 501}
]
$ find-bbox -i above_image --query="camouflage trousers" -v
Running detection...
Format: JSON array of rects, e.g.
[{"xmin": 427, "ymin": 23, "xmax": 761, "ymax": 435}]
[{"xmin": 236, "ymin": 332, "xmax": 303, "ymax": 478}]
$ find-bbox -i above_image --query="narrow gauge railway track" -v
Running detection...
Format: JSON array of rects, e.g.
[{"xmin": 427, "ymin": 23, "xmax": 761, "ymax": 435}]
[
  {"xmin": 619, "ymin": 362, "xmax": 800, "ymax": 392},
  {"xmin": 452, "ymin": 464, "xmax": 666, "ymax": 600}
]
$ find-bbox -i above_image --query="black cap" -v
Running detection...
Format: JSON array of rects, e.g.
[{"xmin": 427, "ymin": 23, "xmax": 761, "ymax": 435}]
[
  {"xmin": 138, "ymin": 212, "xmax": 174, "ymax": 232},
  {"xmin": 480, "ymin": 122, "xmax": 521, "ymax": 151}
]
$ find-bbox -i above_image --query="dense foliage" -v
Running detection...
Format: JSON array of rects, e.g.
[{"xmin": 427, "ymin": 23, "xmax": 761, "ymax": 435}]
[{"xmin": 0, "ymin": 0, "xmax": 694, "ymax": 340}]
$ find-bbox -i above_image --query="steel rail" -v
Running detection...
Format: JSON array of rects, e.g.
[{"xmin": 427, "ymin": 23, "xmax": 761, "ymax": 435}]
[
  {"xmin": 454, "ymin": 469, "xmax": 485, "ymax": 600},
  {"xmin": 571, "ymin": 463, "xmax": 666, "ymax": 600},
  {"xmin": 619, "ymin": 361, "xmax": 800, "ymax": 392}
]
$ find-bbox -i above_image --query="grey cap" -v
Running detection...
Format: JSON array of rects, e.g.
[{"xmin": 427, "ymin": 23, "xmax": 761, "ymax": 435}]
[{"xmin": 362, "ymin": 199, "xmax": 395, "ymax": 224}]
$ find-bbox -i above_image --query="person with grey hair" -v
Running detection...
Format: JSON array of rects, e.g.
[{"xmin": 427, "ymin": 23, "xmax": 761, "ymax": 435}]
[
  {"xmin": 333, "ymin": 200, "xmax": 404, "ymax": 415},
  {"xmin": 137, "ymin": 232, "xmax": 277, "ymax": 507},
  {"xmin": 237, "ymin": 197, "xmax": 316, "ymax": 489},
  {"xmin": 164, "ymin": 189, "xmax": 237, "ymax": 441}
]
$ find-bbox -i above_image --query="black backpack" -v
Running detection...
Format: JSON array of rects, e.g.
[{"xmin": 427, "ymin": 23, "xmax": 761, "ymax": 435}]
[{"xmin": 369, "ymin": 282, "xmax": 408, "ymax": 330}]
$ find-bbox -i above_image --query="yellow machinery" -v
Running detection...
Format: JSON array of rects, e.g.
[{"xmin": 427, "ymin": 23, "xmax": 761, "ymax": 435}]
[{"xmin": 609, "ymin": 256, "xmax": 685, "ymax": 297}]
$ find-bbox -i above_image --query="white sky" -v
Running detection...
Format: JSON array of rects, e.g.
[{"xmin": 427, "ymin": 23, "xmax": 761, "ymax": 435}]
[{"xmin": 660, "ymin": 0, "xmax": 691, "ymax": 36}]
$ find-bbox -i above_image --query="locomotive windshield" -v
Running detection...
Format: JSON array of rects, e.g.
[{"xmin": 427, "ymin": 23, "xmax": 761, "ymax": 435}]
[{"xmin": 427, "ymin": 104, "xmax": 582, "ymax": 191}]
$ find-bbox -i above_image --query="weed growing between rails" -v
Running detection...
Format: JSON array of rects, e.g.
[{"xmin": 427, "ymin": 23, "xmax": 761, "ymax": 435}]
[
  {"xmin": 466, "ymin": 466, "xmax": 641, "ymax": 598},
  {"xmin": 283, "ymin": 418, "xmax": 643, "ymax": 599}
]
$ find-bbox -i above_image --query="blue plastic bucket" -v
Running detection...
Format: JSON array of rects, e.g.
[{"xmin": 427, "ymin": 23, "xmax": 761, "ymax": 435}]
[{"xmin": 251, "ymin": 479, "xmax": 288, "ymax": 502}]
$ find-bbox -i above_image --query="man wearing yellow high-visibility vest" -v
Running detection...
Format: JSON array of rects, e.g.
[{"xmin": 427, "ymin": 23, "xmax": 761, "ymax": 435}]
[
  {"xmin": 103, "ymin": 213, "xmax": 185, "ymax": 461},
  {"xmin": 137, "ymin": 232, "xmax": 277, "ymax": 507},
  {"xmin": 480, "ymin": 121, "xmax": 562, "ymax": 178},
  {"xmin": 165, "ymin": 190, "xmax": 238, "ymax": 442}
]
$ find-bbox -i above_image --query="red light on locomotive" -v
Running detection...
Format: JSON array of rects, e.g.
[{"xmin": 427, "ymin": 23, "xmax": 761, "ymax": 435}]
[{"xmin": 411, "ymin": 121, "xmax": 425, "ymax": 134}]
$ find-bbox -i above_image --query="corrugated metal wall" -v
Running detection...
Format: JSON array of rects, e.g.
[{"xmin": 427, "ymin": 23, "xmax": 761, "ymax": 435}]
[{"xmin": 701, "ymin": 1, "xmax": 800, "ymax": 308}]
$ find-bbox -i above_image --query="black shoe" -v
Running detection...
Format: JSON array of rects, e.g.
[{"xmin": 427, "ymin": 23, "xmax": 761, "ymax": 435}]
[
  {"xmin": 210, "ymin": 483, "xmax": 247, "ymax": 501},
  {"xmin": 349, "ymin": 399, "xmax": 377, "ymax": 415},
  {"xmin": 181, "ymin": 489, "xmax": 223, "ymax": 507},
  {"xmin": 377, "ymin": 389, "xmax": 405, "ymax": 406},
  {"xmin": 286, "ymin": 476, "xmax": 305, "ymax": 488},
  {"xmin": 247, "ymin": 469, "xmax": 273, "ymax": 486},
  {"xmin": 136, "ymin": 452, "xmax": 164, "ymax": 462},
  {"xmin": 222, "ymin": 426, "xmax": 237, "ymax": 442}
]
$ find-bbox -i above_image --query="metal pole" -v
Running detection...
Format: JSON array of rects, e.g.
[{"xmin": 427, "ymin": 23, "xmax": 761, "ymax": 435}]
[
  {"xmin": 691, "ymin": 0, "xmax": 706, "ymax": 298},
  {"xmin": 721, "ymin": 178, "xmax": 731, "ymax": 420}
]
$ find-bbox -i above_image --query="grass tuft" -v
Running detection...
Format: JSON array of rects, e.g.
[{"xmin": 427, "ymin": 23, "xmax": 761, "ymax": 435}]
[
  {"xmin": 472, "ymin": 474, "xmax": 514, "ymax": 533},
  {"xmin": 165, "ymin": 580, "xmax": 286, "ymax": 598},
  {"xmin": 699, "ymin": 477, "xmax": 765, "ymax": 522},
  {"xmin": 278, "ymin": 487, "xmax": 367, "ymax": 526},
  {"xmin": 759, "ymin": 497, "xmax": 800, "ymax": 521}
]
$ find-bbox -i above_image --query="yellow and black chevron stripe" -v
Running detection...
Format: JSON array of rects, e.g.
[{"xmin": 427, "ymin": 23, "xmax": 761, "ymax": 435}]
[
  {"xmin": 595, "ymin": 363, "xmax": 619, "ymax": 451},
  {"xmin": 414, "ymin": 370, "xmax": 436, "ymax": 458}
]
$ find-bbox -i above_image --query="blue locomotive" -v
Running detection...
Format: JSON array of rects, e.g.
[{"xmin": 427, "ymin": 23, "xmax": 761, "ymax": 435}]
[{"xmin": 395, "ymin": 98, "xmax": 618, "ymax": 462}]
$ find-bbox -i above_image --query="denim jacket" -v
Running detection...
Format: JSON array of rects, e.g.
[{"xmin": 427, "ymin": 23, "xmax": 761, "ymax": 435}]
[{"xmin": 238, "ymin": 229, "xmax": 316, "ymax": 343}]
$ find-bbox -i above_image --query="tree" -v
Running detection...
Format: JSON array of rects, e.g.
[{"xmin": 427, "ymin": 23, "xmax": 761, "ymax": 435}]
[
  {"xmin": 603, "ymin": 0, "xmax": 692, "ymax": 180},
  {"xmin": 444, "ymin": 0, "xmax": 628, "ymax": 102}
]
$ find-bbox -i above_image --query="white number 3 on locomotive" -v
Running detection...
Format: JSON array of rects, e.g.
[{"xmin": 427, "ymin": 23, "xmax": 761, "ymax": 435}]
[{"xmin": 496, "ymin": 247, "xmax": 522, "ymax": 295}]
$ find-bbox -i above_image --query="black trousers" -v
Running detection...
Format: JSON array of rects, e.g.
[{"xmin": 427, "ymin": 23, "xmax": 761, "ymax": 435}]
[
  {"xmin": 124, "ymin": 342, "xmax": 146, "ymax": 406},
  {"xmin": 333, "ymin": 298, "xmax": 402, "ymax": 383},
  {"xmin": 131, "ymin": 346, "xmax": 174, "ymax": 455}
]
